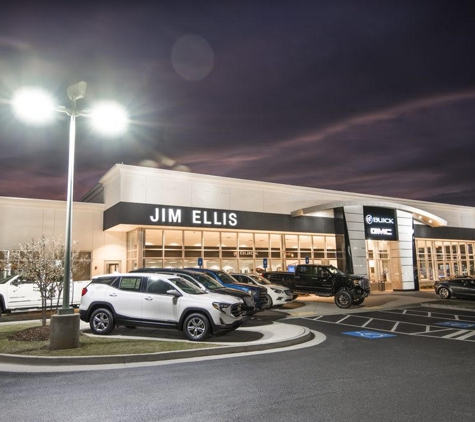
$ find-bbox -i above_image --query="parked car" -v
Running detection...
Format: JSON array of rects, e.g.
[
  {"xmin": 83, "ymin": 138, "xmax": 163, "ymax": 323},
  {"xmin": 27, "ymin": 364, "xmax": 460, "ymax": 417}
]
[
  {"xmin": 262, "ymin": 264, "xmax": 370, "ymax": 309},
  {"xmin": 79, "ymin": 272, "xmax": 243, "ymax": 341},
  {"xmin": 435, "ymin": 276, "xmax": 475, "ymax": 300},
  {"xmin": 0, "ymin": 274, "xmax": 88, "ymax": 314},
  {"xmin": 230, "ymin": 273, "xmax": 294, "ymax": 308},
  {"xmin": 131, "ymin": 268, "xmax": 257, "ymax": 315},
  {"xmin": 185, "ymin": 268, "xmax": 270, "ymax": 311}
]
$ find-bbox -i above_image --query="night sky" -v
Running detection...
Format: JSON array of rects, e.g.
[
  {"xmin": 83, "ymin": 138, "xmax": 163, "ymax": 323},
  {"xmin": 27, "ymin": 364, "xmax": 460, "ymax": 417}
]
[{"xmin": 1, "ymin": 1, "xmax": 474, "ymax": 206}]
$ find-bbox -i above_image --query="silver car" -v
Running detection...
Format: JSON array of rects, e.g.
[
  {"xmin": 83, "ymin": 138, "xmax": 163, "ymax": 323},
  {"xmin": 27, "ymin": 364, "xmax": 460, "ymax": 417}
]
[{"xmin": 231, "ymin": 273, "xmax": 294, "ymax": 308}]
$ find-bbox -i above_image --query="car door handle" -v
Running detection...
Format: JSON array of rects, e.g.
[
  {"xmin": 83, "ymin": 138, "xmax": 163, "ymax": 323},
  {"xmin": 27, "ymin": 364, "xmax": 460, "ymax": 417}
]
[
  {"xmin": 108, "ymin": 293, "xmax": 117, "ymax": 297},
  {"xmin": 145, "ymin": 296, "xmax": 153, "ymax": 301}
]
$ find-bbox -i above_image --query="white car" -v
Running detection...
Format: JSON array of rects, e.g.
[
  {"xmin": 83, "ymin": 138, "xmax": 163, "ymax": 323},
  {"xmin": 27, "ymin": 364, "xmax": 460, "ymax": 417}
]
[
  {"xmin": 0, "ymin": 274, "xmax": 88, "ymax": 314},
  {"xmin": 231, "ymin": 273, "xmax": 294, "ymax": 308},
  {"xmin": 79, "ymin": 272, "xmax": 243, "ymax": 341}
]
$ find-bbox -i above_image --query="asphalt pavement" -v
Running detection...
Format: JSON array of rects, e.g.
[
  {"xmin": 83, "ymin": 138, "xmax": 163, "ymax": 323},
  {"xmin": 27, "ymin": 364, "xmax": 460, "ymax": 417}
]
[{"xmin": 1, "ymin": 290, "xmax": 474, "ymax": 372}]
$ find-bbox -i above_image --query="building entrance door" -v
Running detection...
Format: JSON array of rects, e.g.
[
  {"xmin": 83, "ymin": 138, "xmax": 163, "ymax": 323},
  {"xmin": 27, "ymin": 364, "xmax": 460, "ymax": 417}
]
[
  {"xmin": 366, "ymin": 240, "xmax": 391, "ymax": 291},
  {"xmin": 105, "ymin": 261, "xmax": 121, "ymax": 274}
]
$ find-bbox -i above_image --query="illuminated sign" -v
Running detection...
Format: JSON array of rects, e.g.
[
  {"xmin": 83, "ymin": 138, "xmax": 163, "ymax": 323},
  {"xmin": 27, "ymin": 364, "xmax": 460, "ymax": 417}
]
[
  {"xmin": 149, "ymin": 207, "xmax": 238, "ymax": 227},
  {"xmin": 363, "ymin": 207, "xmax": 398, "ymax": 241}
]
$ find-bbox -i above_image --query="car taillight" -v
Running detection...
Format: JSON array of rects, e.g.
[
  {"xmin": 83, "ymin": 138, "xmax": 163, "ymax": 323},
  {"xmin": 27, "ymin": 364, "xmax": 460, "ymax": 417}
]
[{"xmin": 81, "ymin": 287, "xmax": 88, "ymax": 296}]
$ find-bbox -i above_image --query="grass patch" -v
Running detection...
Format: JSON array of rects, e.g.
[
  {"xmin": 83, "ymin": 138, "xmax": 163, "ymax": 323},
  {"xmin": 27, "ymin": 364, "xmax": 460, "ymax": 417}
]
[{"xmin": 0, "ymin": 323, "xmax": 222, "ymax": 356}]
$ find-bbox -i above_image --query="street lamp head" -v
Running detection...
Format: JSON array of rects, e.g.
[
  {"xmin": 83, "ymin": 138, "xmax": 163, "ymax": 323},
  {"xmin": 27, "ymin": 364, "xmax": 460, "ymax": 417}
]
[
  {"xmin": 90, "ymin": 101, "xmax": 129, "ymax": 137},
  {"xmin": 11, "ymin": 87, "xmax": 56, "ymax": 125},
  {"xmin": 67, "ymin": 81, "xmax": 87, "ymax": 102}
]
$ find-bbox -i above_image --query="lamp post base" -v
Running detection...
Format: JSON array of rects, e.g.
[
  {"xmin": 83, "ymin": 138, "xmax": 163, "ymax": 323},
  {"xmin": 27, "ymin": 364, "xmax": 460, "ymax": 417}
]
[
  {"xmin": 49, "ymin": 313, "xmax": 80, "ymax": 350},
  {"xmin": 57, "ymin": 307, "xmax": 75, "ymax": 315}
]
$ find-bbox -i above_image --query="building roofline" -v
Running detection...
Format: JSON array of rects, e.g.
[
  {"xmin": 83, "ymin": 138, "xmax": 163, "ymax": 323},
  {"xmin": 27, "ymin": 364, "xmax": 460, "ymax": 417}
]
[{"xmin": 291, "ymin": 200, "xmax": 447, "ymax": 227}]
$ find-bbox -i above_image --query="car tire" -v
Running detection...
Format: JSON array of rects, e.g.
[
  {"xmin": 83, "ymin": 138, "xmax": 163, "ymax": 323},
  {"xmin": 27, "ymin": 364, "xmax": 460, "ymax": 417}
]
[
  {"xmin": 438, "ymin": 287, "xmax": 451, "ymax": 299},
  {"xmin": 266, "ymin": 294, "xmax": 273, "ymax": 308},
  {"xmin": 334, "ymin": 289, "xmax": 353, "ymax": 309},
  {"xmin": 90, "ymin": 308, "xmax": 115, "ymax": 335},
  {"xmin": 353, "ymin": 298, "xmax": 365, "ymax": 306},
  {"xmin": 183, "ymin": 313, "xmax": 210, "ymax": 341}
]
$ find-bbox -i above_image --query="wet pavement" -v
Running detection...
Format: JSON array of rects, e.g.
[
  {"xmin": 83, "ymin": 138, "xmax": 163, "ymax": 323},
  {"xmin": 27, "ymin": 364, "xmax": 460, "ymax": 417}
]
[{"xmin": 1, "ymin": 290, "xmax": 474, "ymax": 371}]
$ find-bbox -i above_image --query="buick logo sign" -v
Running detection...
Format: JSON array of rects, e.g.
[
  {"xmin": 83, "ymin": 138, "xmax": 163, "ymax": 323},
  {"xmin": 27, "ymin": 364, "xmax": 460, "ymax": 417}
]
[{"xmin": 365, "ymin": 214, "xmax": 394, "ymax": 225}]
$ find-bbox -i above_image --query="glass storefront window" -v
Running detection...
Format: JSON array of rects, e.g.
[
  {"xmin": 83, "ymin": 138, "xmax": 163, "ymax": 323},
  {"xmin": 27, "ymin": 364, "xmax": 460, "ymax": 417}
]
[
  {"xmin": 312, "ymin": 236, "xmax": 325, "ymax": 260},
  {"xmin": 284, "ymin": 235, "xmax": 298, "ymax": 269},
  {"xmin": 203, "ymin": 231, "xmax": 220, "ymax": 258},
  {"xmin": 326, "ymin": 236, "xmax": 337, "ymax": 259},
  {"xmin": 163, "ymin": 258, "xmax": 183, "ymax": 268},
  {"xmin": 255, "ymin": 233, "xmax": 270, "ymax": 266},
  {"xmin": 130, "ymin": 228, "xmax": 340, "ymax": 274},
  {"xmin": 144, "ymin": 258, "xmax": 163, "ymax": 268},
  {"xmin": 417, "ymin": 238, "xmax": 475, "ymax": 281},
  {"xmin": 127, "ymin": 230, "xmax": 141, "ymax": 271},
  {"xmin": 238, "ymin": 233, "xmax": 254, "ymax": 262},
  {"xmin": 184, "ymin": 231, "xmax": 202, "ymax": 258},
  {"xmin": 300, "ymin": 235, "xmax": 312, "ymax": 263},
  {"xmin": 270, "ymin": 234, "xmax": 282, "ymax": 252}
]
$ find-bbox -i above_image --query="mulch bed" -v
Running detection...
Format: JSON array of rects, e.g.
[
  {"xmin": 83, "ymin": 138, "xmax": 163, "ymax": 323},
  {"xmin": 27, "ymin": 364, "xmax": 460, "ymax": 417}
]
[{"xmin": 8, "ymin": 326, "xmax": 51, "ymax": 342}]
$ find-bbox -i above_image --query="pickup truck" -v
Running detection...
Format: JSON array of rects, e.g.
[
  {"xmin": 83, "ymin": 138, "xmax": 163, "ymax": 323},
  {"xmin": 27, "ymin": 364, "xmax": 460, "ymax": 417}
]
[
  {"xmin": 0, "ymin": 274, "xmax": 88, "ymax": 314},
  {"xmin": 262, "ymin": 264, "xmax": 370, "ymax": 309}
]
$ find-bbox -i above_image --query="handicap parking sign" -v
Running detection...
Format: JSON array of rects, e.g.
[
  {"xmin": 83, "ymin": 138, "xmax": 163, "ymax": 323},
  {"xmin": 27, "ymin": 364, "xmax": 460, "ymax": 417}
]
[{"xmin": 343, "ymin": 330, "xmax": 397, "ymax": 339}]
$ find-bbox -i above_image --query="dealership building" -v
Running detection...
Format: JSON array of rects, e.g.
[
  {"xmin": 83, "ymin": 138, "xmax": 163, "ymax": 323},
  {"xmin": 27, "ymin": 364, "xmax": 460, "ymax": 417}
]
[{"xmin": 2, "ymin": 164, "xmax": 475, "ymax": 292}]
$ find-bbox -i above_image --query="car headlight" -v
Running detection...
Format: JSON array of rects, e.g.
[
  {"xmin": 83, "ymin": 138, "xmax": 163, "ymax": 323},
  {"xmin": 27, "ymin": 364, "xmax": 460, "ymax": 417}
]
[
  {"xmin": 213, "ymin": 302, "xmax": 231, "ymax": 313},
  {"xmin": 271, "ymin": 288, "xmax": 284, "ymax": 294}
]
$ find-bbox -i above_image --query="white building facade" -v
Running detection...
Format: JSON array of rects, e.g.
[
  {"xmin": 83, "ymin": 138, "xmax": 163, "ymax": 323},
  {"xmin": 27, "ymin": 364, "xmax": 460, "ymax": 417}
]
[{"xmin": 2, "ymin": 164, "xmax": 475, "ymax": 291}]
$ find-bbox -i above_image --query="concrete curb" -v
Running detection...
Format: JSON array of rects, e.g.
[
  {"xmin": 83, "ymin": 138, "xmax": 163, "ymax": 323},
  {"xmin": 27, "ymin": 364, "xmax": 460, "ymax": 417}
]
[
  {"xmin": 420, "ymin": 302, "xmax": 475, "ymax": 312},
  {"xmin": 0, "ymin": 326, "xmax": 313, "ymax": 367}
]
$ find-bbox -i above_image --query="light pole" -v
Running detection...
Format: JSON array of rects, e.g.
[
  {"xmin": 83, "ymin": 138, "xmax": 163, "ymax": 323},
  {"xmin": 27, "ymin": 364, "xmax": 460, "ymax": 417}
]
[
  {"xmin": 58, "ymin": 81, "xmax": 87, "ymax": 315},
  {"xmin": 12, "ymin": 81, "xmax": 128, "ymax": 348}
]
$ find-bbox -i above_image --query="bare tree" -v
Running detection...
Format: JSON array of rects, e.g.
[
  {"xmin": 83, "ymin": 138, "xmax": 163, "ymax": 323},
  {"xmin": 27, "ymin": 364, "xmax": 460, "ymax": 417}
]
[{"xmin": 9, "ymin": 235, "xmax": 89, "ymax": 327}]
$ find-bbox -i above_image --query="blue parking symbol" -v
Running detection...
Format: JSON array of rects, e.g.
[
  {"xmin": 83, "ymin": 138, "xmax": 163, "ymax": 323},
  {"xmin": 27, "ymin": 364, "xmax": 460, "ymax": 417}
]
[
  {"xmin": 435, "ymin": 321, "xmax": 475, "ymax": 329},
  {"xmin": 343, "ymin": 330, "xmax": 397, "ymax": 339}
]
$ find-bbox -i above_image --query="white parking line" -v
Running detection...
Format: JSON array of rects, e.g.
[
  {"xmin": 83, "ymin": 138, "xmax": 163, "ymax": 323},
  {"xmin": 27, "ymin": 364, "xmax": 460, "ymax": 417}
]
[
  {"xmin": 443, "ymin": 329, "xmax": 469, "ymax": 339},
  {"xmin": 362, "ymin": 318, "xmax": 373, "ymax": 327},
  {"xmin": 455, "ymin": 331, "xmax": 475, "ymax": 340}
]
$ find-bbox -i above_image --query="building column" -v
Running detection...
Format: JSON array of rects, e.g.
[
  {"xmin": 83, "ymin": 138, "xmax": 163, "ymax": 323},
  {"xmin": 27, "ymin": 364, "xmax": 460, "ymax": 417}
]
[{"xmin": 343, "ymin": 205, "xmax": 367, "ymax": 276}]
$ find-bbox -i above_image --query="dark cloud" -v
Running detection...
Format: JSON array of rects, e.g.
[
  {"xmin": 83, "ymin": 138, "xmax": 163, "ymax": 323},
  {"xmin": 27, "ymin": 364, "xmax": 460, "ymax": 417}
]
[{"xmin": 0, "ymin": 1, "xmax": 474, "ymax": 206}]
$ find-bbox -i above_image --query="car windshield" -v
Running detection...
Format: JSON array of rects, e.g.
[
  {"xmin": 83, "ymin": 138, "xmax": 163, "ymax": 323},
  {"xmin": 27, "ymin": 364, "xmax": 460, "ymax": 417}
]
[
  {"xmin": 249, "ymin": 275, "xmax": 271, "ymax": 285},
  {"xmin": 167, "ymin": 276, "xmax": 205, "ymax": 294},
  {"xmin": 0, "ymin": 274, "xmax": 18, "ymax": 284},
  {"xmin": 214, "ymin": 270, "xmax": 240, "ymax": 284},
  {"xmin": 193, "ymin": 273, "xmax": 223, "ymax": 290}
]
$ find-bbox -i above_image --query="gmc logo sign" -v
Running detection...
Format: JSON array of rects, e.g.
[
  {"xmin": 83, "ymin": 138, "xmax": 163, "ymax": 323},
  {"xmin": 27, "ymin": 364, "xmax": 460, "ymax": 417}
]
[{"xmin": 370, "ymin": 228, "xmax": 393, "ymax": 235}]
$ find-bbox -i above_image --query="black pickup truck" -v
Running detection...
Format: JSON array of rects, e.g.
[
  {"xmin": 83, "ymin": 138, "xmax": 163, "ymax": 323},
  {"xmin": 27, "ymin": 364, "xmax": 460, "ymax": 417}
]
[{"xmin": 262, "ymin": 264, "xmax": 370, "ymax": 309}]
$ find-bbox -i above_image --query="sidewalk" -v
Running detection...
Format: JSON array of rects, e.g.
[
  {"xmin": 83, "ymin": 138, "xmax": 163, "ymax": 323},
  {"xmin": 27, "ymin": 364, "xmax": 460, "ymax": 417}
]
[{"xmin": 1, "ymin": 290, "xmax": 474, "ymax": 372}]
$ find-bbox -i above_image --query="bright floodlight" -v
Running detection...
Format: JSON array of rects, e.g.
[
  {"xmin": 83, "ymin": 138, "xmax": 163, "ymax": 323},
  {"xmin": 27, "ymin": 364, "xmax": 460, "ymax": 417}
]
[
  {"xmin": 90, "ymin": 101, "xmax": 128, "ymax": 137},
  {"xmin": 12, "ymin": 87, "xmax": 56, "ymax": 125}
]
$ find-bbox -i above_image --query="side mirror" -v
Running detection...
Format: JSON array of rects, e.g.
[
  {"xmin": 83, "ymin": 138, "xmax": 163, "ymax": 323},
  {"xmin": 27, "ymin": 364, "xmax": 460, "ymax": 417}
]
[
  {"xmin": 166, "ymin": 289, "xmax": 182, "ymax": 297},
  {"xmin": 11, "ymin": 280, "xmax": 20, "ymax": 286}
]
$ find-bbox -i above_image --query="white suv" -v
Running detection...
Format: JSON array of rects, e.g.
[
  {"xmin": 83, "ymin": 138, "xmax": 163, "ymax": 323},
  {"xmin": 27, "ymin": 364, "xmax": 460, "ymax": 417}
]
[{"xmin": 79, "ymin": 273, "xmax": 243, "ymax": 341}]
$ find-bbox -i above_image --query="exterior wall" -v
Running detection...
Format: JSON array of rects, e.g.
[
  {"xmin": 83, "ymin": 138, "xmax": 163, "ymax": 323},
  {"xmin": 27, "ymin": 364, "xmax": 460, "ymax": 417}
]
[
  {"xmin": 99, "ymin": 164, "xmax": 475, "ymax": 231},
  {"xmin": 0, "ymin": 197, "xmax": 125, "ymax": 278},
  {"xmin": 5, "ymin": 164, "xmax": 475, "ymax": 288}
]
